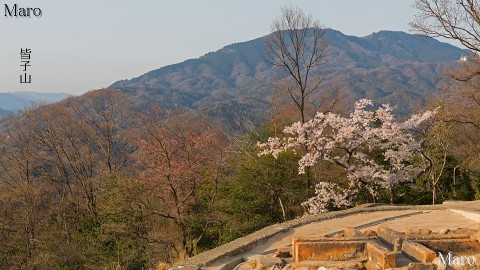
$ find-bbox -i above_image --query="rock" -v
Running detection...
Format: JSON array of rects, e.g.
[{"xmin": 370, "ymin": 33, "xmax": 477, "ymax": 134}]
[
  {"xmin": 363, "ymin": 229, "xmax": 377, "ymax": 237},
  {"xmin": 247, "ymin": 256, "xmax": 283, "ymax": 270},
  {"xmin": 451, "ymin": 228, "xmax": 475, "ymax": 235},
  {"xmin": 474, "ymin": 228, "xmax": 480, "ymax": 241},
  {"xmin": 436, "ymin": 228, "xmax": 450, "ymax": 234},
  {"xmin": 274, "ymin": 247, "xmax": 292, "ymax": 258},
  {"xmin": 343, "ymin": 227, "xmax": 363, "ymax": 237},
  {"xmin": 404, "ymin": 229, "xmax": 432, "ymax": 235},
  {"xmin": 235, "ymin": 262, "xmax": 255, "ymax": 270},
  {"xmin": 407, "ymin": 262, "xmax": 436, "ymax": 269},
  {"xmin": 431, "ymin": 257, "xmax": 447, "ymax": 270}
]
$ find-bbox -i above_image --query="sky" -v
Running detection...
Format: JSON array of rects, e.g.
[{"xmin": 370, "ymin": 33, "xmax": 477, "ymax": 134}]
[{"xmin": 0, "ymin": 0, "xmax": 437, "ymax": 95}]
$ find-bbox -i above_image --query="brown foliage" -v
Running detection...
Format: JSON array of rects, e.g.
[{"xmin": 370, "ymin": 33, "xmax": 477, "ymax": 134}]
[
  {"xmin": 0, "ymin": 89, "xmax": 140, "ymax": 268},
  {"xmin": 134, "ymin": 112, "xmax": 229, "ymax": 257}
]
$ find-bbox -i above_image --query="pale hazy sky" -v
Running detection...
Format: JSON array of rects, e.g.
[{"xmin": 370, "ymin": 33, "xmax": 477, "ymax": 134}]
[{"xmin": 1, "ymin": 0, "xmax": 434, "ymax": 94}]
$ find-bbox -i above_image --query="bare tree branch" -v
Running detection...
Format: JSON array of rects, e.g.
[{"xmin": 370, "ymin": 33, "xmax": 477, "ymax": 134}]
[{"xmin": 265, "ymin": 6, "xmax": 329, "ymax": 123}]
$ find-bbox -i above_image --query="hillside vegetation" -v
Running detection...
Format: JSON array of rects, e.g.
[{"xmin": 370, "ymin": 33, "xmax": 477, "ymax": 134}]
[{"xmin": 111, "ymin": 29, "xmax": 466, "ymax": 124}]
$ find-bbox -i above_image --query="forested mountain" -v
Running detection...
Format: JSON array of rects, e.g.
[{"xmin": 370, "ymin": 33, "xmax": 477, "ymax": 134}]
[
  {"xmin": 110, "ymin": 29, "xmax": 467, "ymax": 123},
  {"xmin": 0, "ymin": 91, "xmax": 72, "ymax": 116}
]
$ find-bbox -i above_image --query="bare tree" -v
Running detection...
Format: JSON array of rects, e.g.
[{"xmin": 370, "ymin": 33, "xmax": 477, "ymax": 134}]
[
  {"xmin": 411, "ymin": 1, "xmax": 480, "ymax": 200},
  {"xmin": 411, "ymin": 0, "xmax": 480, "ymax": 53},
  {"xmin": 265, "ymin": 6, "xmax": 329, "ymax": 124},
  {"xmin": 67, "ymin": 89, "xmax": 135, "ymax": 173},
  {"xmin": 427, "ymin": 58, "xmax": 480, "ymax": 173},
  {"xmin": 134, "ymin": 113, "xmax": 228, "ymax": 258},
  {"xmin": 422, "ymin": 121, "xmax": 452, "ymax": 204},
  {"xmin": 0, "ymin": 111, "xmax": 48, "ymax": 268}
]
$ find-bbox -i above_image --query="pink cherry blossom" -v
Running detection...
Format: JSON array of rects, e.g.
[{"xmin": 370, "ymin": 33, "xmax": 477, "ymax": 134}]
[{"xmin": 258, "ymin": 99, "xmax": 436, "ymax": 214}]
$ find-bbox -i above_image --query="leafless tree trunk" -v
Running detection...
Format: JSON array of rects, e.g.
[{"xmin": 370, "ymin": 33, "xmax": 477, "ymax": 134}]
[
  {"xmin": 265, "ymin": 7, "xmax": 329, "ymax": 189},
  {"xmin": 422, "ymin": 122, "xmax": 451, "ymax": 205},
  {"xmin": 265, "ymin": 6, "xmax": 329, "ymax": 124}
]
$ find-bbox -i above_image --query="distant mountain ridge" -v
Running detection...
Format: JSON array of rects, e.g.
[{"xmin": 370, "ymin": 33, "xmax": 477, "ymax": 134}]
[
  {"xmin": 0, "ymin": 108, "xmax": 8, "ymax": 117},
  {"xmin": 0, "ymin": 91, "xmax": 72, "ymax": 116},
  {"xmin": 110, "ymin": 29, "xmax": 467, "ymax": 125}
]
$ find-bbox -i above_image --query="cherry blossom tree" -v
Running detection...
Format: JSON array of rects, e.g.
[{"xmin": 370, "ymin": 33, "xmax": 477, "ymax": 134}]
[
  {"xmin": 258, "ymin": 99, "xmax": 436, "ymax": 212},
  {"xmin": 301, "ymin": 182, "xmax": 353, "ymax": 214},
  {"xmin": 134, "ymin": 113, "xmax": 228, "ymax": 257}
]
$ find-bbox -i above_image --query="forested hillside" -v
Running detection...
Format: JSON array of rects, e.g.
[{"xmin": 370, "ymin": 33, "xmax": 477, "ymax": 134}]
[{"xmin": 111, "ymin": 29, "xmax": 467, "ymax": 125}]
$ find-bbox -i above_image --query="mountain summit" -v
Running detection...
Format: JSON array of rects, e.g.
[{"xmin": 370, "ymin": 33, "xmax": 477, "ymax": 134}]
[{"xmin": 110, "ymin": 29, "xmax": 466, "ymax": 124}]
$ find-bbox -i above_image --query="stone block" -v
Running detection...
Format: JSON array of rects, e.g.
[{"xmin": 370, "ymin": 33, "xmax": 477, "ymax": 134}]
[
  {"xmin": 406, "ymin": 262, "xmax": 436, "ymax": 270},
  {"xmin": 450, "ymin": 228, "xmax": 476, "ymax": 235},
  {"xmin": 385, "ymin": 263, "xmax": 435, "ymax": 270},
  {"xmin": 364, "ymin": 229, "xmax": 377, "ymax": 237},
  {"xmin": 377, "ymin": 226, "xmax": 403, "ymax": 252},
  {"xmin": 292, "ymin": 237, "xmax": 367, "ymax": 261},
  {"xmin": 402, "ymin": 241, "xmax": 436, "ymax": 263},
  {"xmin": 404, "ymin": 233, "xmax": 470, "ymax": 241},
  {"xmin": 404, "ymin": 229, "xmax": 431, "ymax": 236},
  {"xmin": 283, "ymin": 260, "xmax": 364, "ymax": 270},
  {"xmin": 344, "ymin": 227, "xmax": 363, "ymax": 237},
  {"xmin": 416, "ymin": 239, "xmax": 480, "ymax": 254},
  {"xmin": 293, "ymin": 241, "xmax": 366, "ymax": 262},
  {"xmin": 366, "ymin": 241, "xmax": 396, "ymax": 269}
]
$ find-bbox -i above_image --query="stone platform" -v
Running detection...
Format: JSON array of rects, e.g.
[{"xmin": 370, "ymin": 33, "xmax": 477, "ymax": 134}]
[
  {"xmin": 171, "ymin": 201, "xmax": 480, "ymax": 270},
  {"xmin": 235, "ymin": 226, "xmax": 480, "ymax": 269}
]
